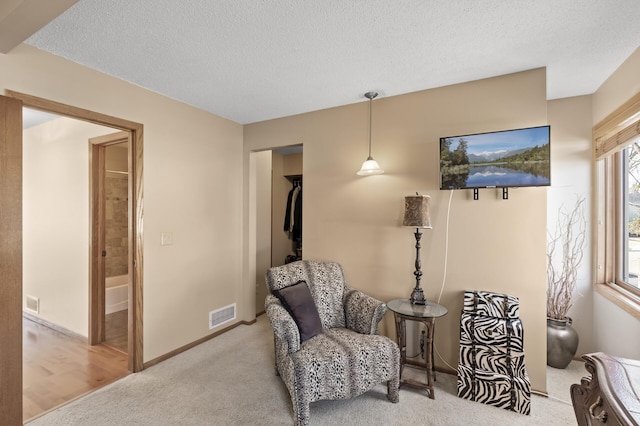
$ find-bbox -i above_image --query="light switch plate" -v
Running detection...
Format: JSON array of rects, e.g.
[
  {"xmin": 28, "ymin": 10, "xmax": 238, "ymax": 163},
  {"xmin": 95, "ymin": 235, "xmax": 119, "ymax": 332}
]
[{"xmin": 161, "ymin": 232, "xmax": 173, "ymax": 246}]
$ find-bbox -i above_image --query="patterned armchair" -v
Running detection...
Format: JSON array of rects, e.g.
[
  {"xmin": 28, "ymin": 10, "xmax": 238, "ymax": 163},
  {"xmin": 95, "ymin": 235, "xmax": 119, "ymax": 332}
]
[{"xmin": 265, "ymin": 260, "xmax": 400, "ymax": 426}]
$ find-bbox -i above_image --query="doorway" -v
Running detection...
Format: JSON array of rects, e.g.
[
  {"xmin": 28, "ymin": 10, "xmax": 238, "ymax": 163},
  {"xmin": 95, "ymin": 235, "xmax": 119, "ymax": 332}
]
[
  {"xmin": 89, "ymin": 133, "xmax": 131, "ymax": 353},
  {"xmin": 253, "ymin": 146, "xmax": 302, "ymax": 315},
  {"xmin": 6, "ymin": 90, "xmax": 145, "ymax": 373},
  {"xmin": 0, "ymin": 91, "xmax": 144, "ymax": 425}
]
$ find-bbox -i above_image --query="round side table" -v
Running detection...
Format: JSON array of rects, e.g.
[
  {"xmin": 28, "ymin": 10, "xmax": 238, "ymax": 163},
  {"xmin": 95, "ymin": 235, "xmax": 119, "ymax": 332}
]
[{"xmin": 387, "ymin": 298, "xmax": 448, "ymax": 399}]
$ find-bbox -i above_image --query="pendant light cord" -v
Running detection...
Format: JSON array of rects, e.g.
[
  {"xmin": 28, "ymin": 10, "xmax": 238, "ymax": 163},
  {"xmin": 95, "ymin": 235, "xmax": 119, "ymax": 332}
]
[
  {"xmin": 368, "ymin": 96, "xmax": 372, "ymax": 158},
  {"xmin": 364, "ymin": 91, "xmax": 378, "ymax": 160}
]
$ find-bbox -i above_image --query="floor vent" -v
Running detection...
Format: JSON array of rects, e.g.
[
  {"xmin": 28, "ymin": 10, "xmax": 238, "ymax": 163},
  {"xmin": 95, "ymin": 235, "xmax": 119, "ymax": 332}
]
[
  {"xmin": 209, "ymin": 303, "xmax": 236, "ymax": 330},
  {"xmin": 25, "ymin": 295, "xmax": 40, "ymax": 314}
]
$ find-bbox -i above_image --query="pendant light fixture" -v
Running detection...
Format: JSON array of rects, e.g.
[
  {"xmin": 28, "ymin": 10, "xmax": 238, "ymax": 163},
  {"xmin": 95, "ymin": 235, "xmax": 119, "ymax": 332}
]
[{"xmin": 357, "ymin": 91, "xmax": 384, "ymax": 176}]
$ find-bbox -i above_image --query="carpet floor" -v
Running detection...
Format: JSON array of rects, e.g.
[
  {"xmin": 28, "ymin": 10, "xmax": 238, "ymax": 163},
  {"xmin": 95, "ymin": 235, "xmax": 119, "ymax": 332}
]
[{"xmin": 28, "ymin": 314, "xmax": 583, "ymax": 425}]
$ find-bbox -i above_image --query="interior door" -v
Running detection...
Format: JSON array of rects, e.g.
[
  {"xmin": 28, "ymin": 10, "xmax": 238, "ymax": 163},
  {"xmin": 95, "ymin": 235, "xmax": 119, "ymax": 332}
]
[
  {"xmin": 89, "ymin": 132, "xmax": 130, "ymax": 349},
  {"xmin": 0, "ymin": 94, "xmax": 24, "ymax": 425}
]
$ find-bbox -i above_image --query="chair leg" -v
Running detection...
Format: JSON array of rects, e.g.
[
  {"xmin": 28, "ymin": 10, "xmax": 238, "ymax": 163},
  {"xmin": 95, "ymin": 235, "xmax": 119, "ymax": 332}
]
[{"xmin": 387, "ymin": 376, "xmax": 400, "ymax": 403}]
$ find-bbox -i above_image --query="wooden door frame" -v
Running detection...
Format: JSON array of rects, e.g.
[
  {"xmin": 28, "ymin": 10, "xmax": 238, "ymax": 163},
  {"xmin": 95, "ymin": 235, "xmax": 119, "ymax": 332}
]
[
  {"xmin": 89, "ymin": 132, "xmax": 130, "ymax": 347},
  {"xmin": 0, "ymin": 94, "xmax": 24, "ymax": 426},
  {"xmin": 6, "ymin": 90, "xmax": 144, "ymax": 374}
]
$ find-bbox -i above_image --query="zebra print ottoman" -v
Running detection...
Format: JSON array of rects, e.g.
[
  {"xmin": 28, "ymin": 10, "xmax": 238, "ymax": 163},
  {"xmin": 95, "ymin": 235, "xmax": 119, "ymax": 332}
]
[{"xmin": 457, "ymin": 291, "xmax": 531, "ymax": 415}]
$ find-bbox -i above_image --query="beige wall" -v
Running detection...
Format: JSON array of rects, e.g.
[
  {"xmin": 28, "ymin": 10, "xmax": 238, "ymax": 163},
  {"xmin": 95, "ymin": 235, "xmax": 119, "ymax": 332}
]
[
  {"xmin": 592, "ymin": 45, "xmax": 640, "ymax": 359},
  {"xmin": 592, "ymin": 45, "xmax": 640, "ymax": 124},
  {"xmin": 547, "ymin": 95, "xmax": 594, "ymax": 356},
  {"xmin": 254, "ymin": 150, "xmax": 271, "ymax": 313},
  {"xmin": 23, "ymin": 116, "xmax": 113, "ymax": 336},
  {"xmin": 2, "ymin": 44, "xmax": 244, "ymax": 362},
  {"xmin": 245, "ymin": 69, "xmax": 549, "ymax": 391},
  {"xmin": 283, "ymin": 152, "xmax": 303, "ymax": 176}
]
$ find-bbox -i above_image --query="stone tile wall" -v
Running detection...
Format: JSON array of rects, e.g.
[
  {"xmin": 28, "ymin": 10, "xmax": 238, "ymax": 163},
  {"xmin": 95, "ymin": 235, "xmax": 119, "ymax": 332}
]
[{"xmin": 105, "ymin": 174, "xmax": 128, "ymax": 277}]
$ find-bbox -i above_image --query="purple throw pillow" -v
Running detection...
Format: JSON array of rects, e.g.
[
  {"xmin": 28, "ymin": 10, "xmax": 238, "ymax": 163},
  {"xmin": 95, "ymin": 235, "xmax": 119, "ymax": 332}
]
[{"xmin": 273, "ymin": 280, "xmax": 323, "ymax": 342}]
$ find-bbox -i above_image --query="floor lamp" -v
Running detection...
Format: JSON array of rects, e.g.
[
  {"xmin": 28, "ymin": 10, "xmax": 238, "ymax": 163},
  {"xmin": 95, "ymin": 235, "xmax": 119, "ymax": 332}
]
[{"xmin": 402, "ymin": 194, "xmax": 432, "ymax": 305}]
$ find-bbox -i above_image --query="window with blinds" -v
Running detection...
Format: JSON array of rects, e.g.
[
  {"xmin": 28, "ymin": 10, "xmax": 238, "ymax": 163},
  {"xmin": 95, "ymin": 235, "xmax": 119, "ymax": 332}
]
[
  {"xmin": 595, "ymin": 92, "xmax": 640, "ymax": 159},
  {"xmin": 595, "ymin": 91, "xmax": 640, "ymax": 302}
]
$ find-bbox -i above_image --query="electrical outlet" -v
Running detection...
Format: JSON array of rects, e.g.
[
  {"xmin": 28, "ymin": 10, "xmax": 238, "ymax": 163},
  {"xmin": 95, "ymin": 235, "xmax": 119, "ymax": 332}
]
[{"xmin": 25, "ymin": 295, "xmax": 39, "ymax": 314}]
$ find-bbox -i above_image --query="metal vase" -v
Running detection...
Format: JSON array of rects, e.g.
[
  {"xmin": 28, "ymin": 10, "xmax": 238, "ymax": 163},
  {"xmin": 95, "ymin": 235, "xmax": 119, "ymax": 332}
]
[{"xmin": 546, "ymin": 317, "xmax": 579, "ymax": 369}]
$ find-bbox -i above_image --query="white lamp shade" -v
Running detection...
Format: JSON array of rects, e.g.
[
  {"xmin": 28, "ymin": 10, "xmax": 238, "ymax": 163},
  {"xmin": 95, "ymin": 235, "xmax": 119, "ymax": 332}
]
[{"xmin": 357, "ymin": 157, "xmax": 384, "ymax": 176}]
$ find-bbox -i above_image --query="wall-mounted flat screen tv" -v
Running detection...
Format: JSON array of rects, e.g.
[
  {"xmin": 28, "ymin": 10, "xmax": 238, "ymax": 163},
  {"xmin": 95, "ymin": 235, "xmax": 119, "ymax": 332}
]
[{"xmin": 439, "ymin": 125, "xmax": 550, "ymax": 190}]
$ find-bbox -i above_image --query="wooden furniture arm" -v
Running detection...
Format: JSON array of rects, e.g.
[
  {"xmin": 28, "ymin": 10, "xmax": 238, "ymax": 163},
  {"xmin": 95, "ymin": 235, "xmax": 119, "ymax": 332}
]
[{"xmin": 571, "ymin": 352, "xmax": 640, "ymax": 426}]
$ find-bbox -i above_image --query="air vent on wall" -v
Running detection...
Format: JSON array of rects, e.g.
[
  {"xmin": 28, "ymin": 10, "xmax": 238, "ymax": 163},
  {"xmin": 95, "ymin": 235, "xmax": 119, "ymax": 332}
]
[
  {"xmin": 209, "ymin": 303, "xmax": 236, "ymax": 330},
  {"xmin": 25, "ymin": 295, "xmax": 39, "ymax": 314}
]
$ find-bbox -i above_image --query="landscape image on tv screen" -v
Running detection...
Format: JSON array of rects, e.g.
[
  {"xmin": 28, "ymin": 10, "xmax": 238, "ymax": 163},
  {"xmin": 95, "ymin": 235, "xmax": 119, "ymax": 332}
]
[{"xmin": 439, "ymin": 125, "xmax": 550, "ymax": 190}]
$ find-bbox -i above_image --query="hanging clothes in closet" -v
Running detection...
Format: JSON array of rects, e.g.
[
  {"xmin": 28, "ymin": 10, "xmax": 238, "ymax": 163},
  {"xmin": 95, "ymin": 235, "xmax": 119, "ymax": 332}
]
[
  {"xmin": 292, "ymin": 183, "xmax": 302, "ymax": 241},
  {"xmin": 284, "ymin": 179, "xmax": 302, "ymax": 240},
  {"xmin": 283, "ymin": 178, "xmax": 302, "ymax": 264}
]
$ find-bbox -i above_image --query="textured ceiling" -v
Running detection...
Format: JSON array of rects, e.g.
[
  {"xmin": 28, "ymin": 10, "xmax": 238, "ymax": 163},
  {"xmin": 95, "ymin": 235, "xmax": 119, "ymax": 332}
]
[{"xmin": 26, "ymin": 0, "xmax": 640, "ymax": 124}]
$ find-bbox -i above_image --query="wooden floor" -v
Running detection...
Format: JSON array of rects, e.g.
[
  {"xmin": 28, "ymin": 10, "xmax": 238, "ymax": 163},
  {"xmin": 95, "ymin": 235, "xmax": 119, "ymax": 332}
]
[
  {"xmin": 105, "ymin": 310, "xmax": 128, "ymax": 353},
  {"xmin": 23, "ymin": 317, "xmax": 130, "ymax": 422}
]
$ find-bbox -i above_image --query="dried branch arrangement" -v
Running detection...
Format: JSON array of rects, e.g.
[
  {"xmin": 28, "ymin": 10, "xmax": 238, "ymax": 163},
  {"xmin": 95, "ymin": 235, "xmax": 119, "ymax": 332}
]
[{"xmin": 547, "ymin": 195, "xmax": 587, "ymax": 320}]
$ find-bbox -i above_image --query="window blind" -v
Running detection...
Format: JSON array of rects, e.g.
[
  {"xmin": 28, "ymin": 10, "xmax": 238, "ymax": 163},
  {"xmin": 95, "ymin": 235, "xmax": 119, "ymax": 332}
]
[{"xmin": 595, "ymin": 92, "xmax": 640, "ymax": 160}]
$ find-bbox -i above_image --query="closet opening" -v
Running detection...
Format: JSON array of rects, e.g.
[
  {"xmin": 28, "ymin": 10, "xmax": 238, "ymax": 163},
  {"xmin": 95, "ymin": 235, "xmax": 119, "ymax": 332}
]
[{"xmin": 254, "ymin": 145, "xmax": 302, "ymax": 315}]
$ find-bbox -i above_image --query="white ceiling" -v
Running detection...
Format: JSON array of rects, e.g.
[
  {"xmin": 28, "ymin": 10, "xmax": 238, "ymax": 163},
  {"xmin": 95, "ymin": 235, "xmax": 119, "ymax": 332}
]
[{"xmin": 25, "ymin": 0, "xmax": 640, "ymax": 125}]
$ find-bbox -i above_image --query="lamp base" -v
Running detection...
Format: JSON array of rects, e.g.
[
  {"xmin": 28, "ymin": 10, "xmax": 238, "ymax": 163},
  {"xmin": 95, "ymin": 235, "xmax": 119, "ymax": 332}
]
[{"xmin": 410, "ymin": 286, "xmax": 426, "ymax": 305}]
